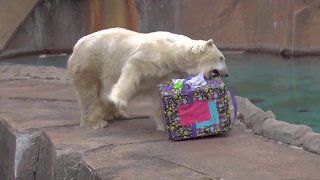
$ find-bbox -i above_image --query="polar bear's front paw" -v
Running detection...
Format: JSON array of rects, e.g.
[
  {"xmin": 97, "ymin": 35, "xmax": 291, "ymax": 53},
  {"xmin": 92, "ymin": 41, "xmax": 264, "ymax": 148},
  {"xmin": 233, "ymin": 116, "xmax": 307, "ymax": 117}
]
[
  {"xmin": 90, "ymin": 120, "xmax": 109, "ymax": 129},
  {"xmin": 113, "ymin": 111, "xmax": 128, "ymax": 120},
  {"xmin": 152, "ymin": 117, "xmax": 166, "ymax": 131},
  {"xmin": 156, "ymin": 124, "xmax": 166, "ymax": 131},
  {"xmin": 108, "ymin": 94, "xmax": 127, "ymax": 111}
]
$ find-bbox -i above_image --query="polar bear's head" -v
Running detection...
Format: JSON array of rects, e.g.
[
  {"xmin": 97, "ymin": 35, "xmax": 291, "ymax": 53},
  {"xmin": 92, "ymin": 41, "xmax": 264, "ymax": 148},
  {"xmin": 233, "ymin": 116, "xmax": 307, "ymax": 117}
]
[{"xmin": 189, "ymin": 39, "xmax": 229, "ymax": 79}]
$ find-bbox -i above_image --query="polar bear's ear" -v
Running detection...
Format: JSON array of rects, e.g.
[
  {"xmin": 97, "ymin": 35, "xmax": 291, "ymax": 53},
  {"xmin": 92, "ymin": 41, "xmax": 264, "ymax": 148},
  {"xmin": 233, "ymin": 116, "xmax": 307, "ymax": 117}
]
[
  {"xmin": 190, "ymin": 39, "xmax": 214, "ymax": 54},
  {"xmin": 205, "ymin": 39, "xmax": 214, "ymax": 47},
  {"xmin": 198, "ymin": 39, "xmax": 214, "ymax": 53}
]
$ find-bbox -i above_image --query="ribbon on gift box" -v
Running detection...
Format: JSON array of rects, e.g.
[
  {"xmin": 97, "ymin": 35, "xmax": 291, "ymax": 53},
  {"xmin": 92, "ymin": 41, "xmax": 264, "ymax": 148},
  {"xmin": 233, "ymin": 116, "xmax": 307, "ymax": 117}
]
[
  {"xmin": 173, "ymin": 73, "xmax": 208, "ymax": 104},
  {"xmin": 173, "ymin": 73, "xmax": 238, "ymax": 122},
  {"xmin": 227, "ymin": 90, "xmax": 238, "ymax": 121},
  {"xmin": 173, "ymin": 73, "xmax": 207, "ymax": 92}
]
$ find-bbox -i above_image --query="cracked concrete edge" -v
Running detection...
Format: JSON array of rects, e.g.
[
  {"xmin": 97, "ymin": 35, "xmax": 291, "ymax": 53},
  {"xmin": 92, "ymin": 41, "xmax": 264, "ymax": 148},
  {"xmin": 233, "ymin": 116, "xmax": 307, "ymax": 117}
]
[
  {"xmin": 150, "ymin": 156, "xmax": 222, "ymax": 180},
  {"xmin": 55, "ymin": 151, "xmax": 101, "ymax": 180},
  {"xmin": 0, "ymin": 117, "xmax": 102, "ymax": 180},
  {"xmin": 0, "ymin": 119, "xmax": 16, "ymax": 180},
  {"xmin": 235, "ymin": 96, "xmax": 320, "ymax": 155},
  {"xmin": 15, "ymin": 130, "xmax": 41, "ymax": 179}
]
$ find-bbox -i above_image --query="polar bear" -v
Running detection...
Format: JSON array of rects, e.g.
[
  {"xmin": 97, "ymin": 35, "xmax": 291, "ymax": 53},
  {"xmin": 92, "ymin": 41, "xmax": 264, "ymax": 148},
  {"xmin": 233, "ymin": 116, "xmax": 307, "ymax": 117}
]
[{"xmin": 68, "ymin": 28, "xmax": 228, "ymax": 130}]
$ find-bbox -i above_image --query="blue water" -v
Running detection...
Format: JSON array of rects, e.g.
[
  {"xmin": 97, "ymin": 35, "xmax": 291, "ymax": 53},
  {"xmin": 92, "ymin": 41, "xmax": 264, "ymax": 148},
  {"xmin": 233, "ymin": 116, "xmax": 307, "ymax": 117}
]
[
  {"xmin": 224, "ymin": 53, "xmax": 320, "ymax": 133},
  {"xmin": 2, "ymin": 53, "xmax": 320, "ymax": 132}
]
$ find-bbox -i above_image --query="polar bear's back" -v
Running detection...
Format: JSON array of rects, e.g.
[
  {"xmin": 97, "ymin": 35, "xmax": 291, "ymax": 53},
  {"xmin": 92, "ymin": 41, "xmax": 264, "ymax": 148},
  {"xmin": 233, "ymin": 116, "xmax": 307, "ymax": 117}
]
[
  {"xmin": 77, "ymin": 28, "xmax": 193, "ymax": 52},
  {"xmin": 68, "ymin": 28, "xmax": 196, "ymax": 82},
  {"xmin": 71, "ymin": 28, "xmax": 189, "ymax": 62}
]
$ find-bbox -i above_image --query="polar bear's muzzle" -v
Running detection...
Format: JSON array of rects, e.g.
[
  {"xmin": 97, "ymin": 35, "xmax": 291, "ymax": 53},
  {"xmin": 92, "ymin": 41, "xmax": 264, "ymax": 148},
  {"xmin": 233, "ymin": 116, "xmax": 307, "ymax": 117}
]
[
  {"xmin": 205, "ymin": 66, "xmax": 229, "ymax": 79},
  {"xmin": 205, "ymin": 69, "xmax": 228, "ymax": 80},
  {"xmin": 215, "ymin": 60, "xmax": 229, "ymax": 77},
  {"xmin": 215, "ymin": 67, "xmax": 229, "ymax": 77}
]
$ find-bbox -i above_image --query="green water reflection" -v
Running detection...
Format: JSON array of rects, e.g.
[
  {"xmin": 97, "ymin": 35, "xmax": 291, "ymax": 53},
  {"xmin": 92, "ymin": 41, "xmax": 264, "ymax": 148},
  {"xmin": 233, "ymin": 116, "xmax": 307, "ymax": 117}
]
[
  {"xmin": 1, "ymin": 54, "xmax": 68, "ymax": 68},
  {"xmin": 1, "ymin": 53, "xmax": 320, "ymax": 132},
  {"xmin": 225, "ymin": 53, "xmax": 320, "ymax": 133}
]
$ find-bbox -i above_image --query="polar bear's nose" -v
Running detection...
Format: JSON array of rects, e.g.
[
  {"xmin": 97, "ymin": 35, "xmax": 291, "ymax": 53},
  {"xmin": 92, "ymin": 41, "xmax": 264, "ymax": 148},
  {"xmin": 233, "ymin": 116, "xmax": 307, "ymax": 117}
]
[
  {"xmin": 221, "ymin": 69, "xmax": 229, "ymax": 77},
  {"xmin": 217, "ymin": 68, "xmax": 229, "ymax": 77}
]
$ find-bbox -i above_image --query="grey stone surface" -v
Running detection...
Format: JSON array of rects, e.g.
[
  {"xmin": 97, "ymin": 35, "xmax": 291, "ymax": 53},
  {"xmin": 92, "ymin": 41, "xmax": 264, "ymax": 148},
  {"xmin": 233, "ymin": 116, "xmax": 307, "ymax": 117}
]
[
  {"xmin": 9, "ymin": 129, "xmax": 57, "ymax": 180},
  {"xmin": 258, "ymin": 118, "xmax": 286, "ymax": 140},
  {"xmin": 54, "ymin": 151, "xmax": 101, "ymax": 180},
  {"xmin": 15, "ymin": 130, "xmax": 41, "ymax": 180},
  {"xmin": 0, "ymin": 124, "xmax": 103, "ymax": 180},
  {"xmin": 0, "ymin": 120, "xmax": 16, "ymax": 180},
  {"xmin": 0, "ymin": 118, "xmax": 103, "ymax": 180},
  {"xmin": 235, "ymin": 96, "xmax": 275, "ymax": 132},
  {"xmin": 36, "ymin": 132, "xmax": 56, "ymax": 180},
  {"xmin": 54, "ymin": 152, "xmax": 82, "ymax": 180},
  {"xmin": 235, "ymin": 95, "xmax": 320, "ymax": 155},
  {"xmin": 300, "ymin": 132, "xmax": 320, "ymax": 155},
  {"xmin": 76, "ymin": 162, "xmax": 101, "ymax": 180},
  {"xmin": 283, "ymin": 124, "xmax": 314, "ymax": 146},
  {"xmin": 260, "ymin": 118, "xmax": 313, "ymax": 144},
  {"xmin": 1, "ymin": 65, "xmax": 320, "ymax": 179}
]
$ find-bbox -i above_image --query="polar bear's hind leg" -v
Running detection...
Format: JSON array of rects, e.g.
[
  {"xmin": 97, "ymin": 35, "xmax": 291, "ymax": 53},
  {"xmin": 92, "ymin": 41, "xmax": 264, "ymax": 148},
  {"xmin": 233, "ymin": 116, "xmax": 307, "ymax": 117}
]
[
  {"xmin": 69, "ymin": 63, "xmax": 111, "ymax": 129},
  {"xmin": 74, "ymin": 80, "xmax": 109, "ymax": 129}
]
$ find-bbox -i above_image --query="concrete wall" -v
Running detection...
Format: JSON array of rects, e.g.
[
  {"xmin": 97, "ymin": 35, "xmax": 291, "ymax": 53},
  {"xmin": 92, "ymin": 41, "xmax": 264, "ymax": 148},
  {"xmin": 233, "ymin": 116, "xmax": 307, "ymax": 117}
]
[
  {"xmin": 1, "ymin": 0, "xmax": 320, "ymax": 58},
  {"xmin": 0, "ymin": 0, "xmax": 38, "ymax": 51},
  {"xmin": 1, "ymin": 0, "xmax": 137, "ymax": 58},
  {"xmin": 4, "ymin": 0, "xmax": 88, "ymax": 55},
  {"xmin": 138, "ymin": 0, "xmax": 320, "ymax": 55}
]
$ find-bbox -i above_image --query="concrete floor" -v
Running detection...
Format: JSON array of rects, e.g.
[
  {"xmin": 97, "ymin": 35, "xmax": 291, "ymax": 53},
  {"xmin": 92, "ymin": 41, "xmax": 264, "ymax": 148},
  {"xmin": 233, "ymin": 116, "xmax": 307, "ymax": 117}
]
[{"xmin": 1, "ymin": 65, "xmax": 320, "ymax": 180}]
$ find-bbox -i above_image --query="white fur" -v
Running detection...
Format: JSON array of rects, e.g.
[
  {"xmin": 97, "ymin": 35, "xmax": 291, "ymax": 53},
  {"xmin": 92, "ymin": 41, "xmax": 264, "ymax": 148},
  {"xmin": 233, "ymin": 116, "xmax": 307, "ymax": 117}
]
[{"xmin": 68, "ymin": 28, "xmax": 228, "ymax": 130}]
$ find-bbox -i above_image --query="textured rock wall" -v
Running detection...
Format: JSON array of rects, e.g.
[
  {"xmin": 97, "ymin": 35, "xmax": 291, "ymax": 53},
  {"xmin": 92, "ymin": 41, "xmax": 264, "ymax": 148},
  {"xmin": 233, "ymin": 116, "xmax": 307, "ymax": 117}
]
[
  {"xmin": 0, "ymin": 120, "xmax": 16, "ymax": 180},
  {"xmin": 1, "ymin": 0, "xmax": 136, "ymax": 57},
  {"xmin": 138, "ymin": 0, "xmax": 320, "ymax": 55},
  {"xmin": 3, "ymin": 0, "xmax": 89, "ymax": 55},
  {"xmin": 0, "ymin": 0, "xmax": 38, "ymax": 51},
  {"xmin": 1, "ymin": 0, "xmax": 320, "ymax": 57}
]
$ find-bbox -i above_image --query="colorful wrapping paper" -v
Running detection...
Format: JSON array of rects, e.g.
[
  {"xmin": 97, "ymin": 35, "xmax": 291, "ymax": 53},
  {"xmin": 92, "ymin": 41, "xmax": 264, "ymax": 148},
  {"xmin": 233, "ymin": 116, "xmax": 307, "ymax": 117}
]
[{"xmin": 158, "ymin": 76, "xmax": 232, "ymax": 141}]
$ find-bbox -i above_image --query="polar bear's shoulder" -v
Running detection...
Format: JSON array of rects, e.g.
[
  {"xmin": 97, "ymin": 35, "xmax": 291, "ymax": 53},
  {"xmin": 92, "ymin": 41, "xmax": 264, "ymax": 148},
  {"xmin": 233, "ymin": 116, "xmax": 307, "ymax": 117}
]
[
  {"xmin": 145, "ymin": 31, "xmax": 192, "ymax": 44},
  {"xmin": 92, "ymin": 28, "xmax": 137, "ymax": 36}
]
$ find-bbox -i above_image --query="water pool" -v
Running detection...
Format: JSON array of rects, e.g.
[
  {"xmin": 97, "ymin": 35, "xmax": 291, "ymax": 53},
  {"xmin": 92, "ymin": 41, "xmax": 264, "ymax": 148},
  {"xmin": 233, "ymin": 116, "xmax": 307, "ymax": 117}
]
[
  {"xmin": 224, "ymin": 53, "xmax": 320, "ymax": 133},
  {"xmin": 1, "ymin": 54, "xmax": 68, "ymax": 68},
  {"xmin": 1, "ymin": 53, "xmax": 320, "ymax": 132}
]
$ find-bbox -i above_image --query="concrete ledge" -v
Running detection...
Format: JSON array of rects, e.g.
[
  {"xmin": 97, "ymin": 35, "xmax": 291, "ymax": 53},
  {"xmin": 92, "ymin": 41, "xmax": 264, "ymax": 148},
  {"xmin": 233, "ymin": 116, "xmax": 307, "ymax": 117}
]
[
  {"xmin": 0, "ymin": 118, "xmax": 101, "ymax": 180},
  {"xmin": 260, "ymin": 118, "xmax": 313, "ymax": 145},
  {"xmin": 1, "ymin": 66, "xmax": 320, "ymax": 179},
  {"xmin": 236, "ymin": 96, "xmax": 275, "ymax": 132},
  {"xmin": 0, "ymin": 120, "xmax": 16, "ymax": 179},
  {"xmin": 236, "ymin": 96, "xmax": 320, "ymax": 155},
  {"xmin": 299, "ymin": 132, "xmax": 320, "ymax": 155}
]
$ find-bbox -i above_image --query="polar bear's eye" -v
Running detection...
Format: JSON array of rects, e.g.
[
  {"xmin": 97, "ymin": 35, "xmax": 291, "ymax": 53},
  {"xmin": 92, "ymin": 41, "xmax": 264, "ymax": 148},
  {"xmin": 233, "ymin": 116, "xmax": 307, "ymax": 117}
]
[{"xmin": 219, "ymin": 56, "xmax": 224, "ymax": 61}]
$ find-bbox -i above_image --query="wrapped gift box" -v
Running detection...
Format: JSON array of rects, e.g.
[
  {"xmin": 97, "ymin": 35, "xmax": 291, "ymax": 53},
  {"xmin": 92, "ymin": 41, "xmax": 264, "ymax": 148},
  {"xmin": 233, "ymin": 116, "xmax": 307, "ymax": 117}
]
[{"xmin": 158, "ymin": 74, "xmax": 235, "ymax": 141}]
